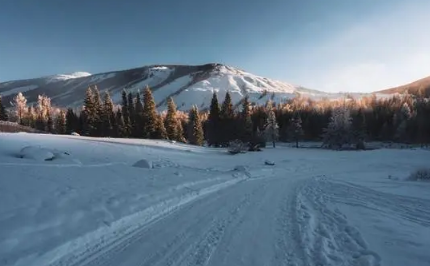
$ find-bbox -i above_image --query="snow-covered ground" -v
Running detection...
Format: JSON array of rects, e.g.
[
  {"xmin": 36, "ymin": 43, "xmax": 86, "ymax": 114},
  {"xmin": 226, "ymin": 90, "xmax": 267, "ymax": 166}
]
[{"xmin": 0, "ymin": 133, "xmax": 429, "ymax": 266}]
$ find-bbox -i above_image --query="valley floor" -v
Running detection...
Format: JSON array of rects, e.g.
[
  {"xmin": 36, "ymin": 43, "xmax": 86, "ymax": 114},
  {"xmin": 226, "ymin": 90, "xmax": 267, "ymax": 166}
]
[{"xmin": 0, "ymin": 134, "xmax": 429, "ymax": 266}]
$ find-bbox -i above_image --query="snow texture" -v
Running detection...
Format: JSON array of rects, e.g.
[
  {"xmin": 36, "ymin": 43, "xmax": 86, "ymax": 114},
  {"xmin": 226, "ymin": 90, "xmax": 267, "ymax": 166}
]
[{"xmin": 0, "ymin": 133, "xmax": 429, "ymax": 266}]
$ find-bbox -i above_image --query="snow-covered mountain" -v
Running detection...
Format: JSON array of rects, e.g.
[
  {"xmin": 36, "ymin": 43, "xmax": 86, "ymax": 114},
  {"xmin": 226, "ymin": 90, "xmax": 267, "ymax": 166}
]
[{"xmin": 0, "ymin": 64, "xmax": 341, "ymax": 111}]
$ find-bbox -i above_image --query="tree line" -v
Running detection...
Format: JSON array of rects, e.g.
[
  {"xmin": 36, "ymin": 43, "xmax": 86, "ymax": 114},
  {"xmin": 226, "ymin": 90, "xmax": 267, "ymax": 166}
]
[{"xmin": 1, "ymin": 86, "xmax": 429, "ymax": 149}]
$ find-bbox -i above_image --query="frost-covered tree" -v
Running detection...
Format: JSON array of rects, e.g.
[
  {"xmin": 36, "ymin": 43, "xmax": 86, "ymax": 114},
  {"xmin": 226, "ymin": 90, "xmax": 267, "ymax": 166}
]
[
  {"xmin": 287, "ymin": 113, "xmax": 303, "ymax": 148},
  {"xmin": 395, "ymin": 102, "xmax": 412, "ymax": 142},
  {"xmin": 0, "ymin": 95, "xmax": 8, "ymax": 121},
  {"xmin": 322, "ymin": 106, "xmax": 352, "ymax": 149},
  {"xmin": 14, "ymin": 92, "xmax": 27, "ymax": 124},
  {"xmin": 265, "ymin": 100, "xmax": 279, "ymax": 148}
]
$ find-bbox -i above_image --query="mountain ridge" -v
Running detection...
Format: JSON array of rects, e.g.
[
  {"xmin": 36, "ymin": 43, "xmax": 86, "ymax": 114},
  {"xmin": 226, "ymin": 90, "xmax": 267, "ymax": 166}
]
[{"xmin": 0, "ymin": 63, "xmax": 343, "ymax": 111}]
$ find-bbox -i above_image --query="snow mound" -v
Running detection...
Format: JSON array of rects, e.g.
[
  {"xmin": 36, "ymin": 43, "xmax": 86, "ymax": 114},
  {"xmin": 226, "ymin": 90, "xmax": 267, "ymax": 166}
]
[
  {"xmin": 265, "ymin": 160, "xmax": 275, "ymax": 166},
  {"xmin": 19, "ymin": 146, "xmax": 72, "ymax": 162},
  {"xmin": 19, "ymin": 146, "xmax": 55, "ymax": 161},
  {"xmin": 132, "ymin": 159, "xmax": 153, "ymax": 169}
]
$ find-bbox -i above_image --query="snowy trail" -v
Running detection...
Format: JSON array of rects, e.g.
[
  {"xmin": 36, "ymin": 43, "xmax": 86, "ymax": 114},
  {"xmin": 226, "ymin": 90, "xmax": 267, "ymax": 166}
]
[{"xmin": 39, "ymin": 171, "xmax": 381, "ymax": 266}]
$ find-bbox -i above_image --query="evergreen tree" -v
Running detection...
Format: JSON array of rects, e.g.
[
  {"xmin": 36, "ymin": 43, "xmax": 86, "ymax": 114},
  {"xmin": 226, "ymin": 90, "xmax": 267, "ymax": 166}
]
[
  {"xmin": 102, "ymin": 91, "xmax": 115, "ymax": 137},
  {"xmin": 128, "ymin": 92, "xmax": 135, "ymax": 132},
  {"xmin": 47, "ymin": 113, "xmax": 54, "ymax": 133},
  {"xmin": 395, "ymin": 102, "xmax": 412, "ymax": 142},
  {"xmin": 0, "ymin": 95, "xmax": 8, "ymax": 121},
  {"xmin": 92, "ymin": 87, "xmax": 103, "ymax": 136},
  {"xmin": 175, "ymin": 121, "xmax": 186, "ymax": 142},
  {"xmin": 287, "ymin": 113, "xmax": 303, "ymax": 148},
  {"xmin": 134, "ymin": 91, "xmax": 144, "ymax": 137},
  {"xmin": 121, "ymin": 89, "xmax": 131, "ymax": 136},
  {"xmin": 240, "ymin": 95, "xmax": 253, "ymax": 143},
  {"xmin": 264, "ymin": 100, "xmax": 279, "ymax": 148},
  {"xmin": 322, "ymin": 106, "xmax": 352, "ymax": 149},
  {"xmin": 165, "ymin": 97, "xmax": 179, "ymax": 141},
  {"xmin": 142, "ymin": 86, "xmax": 158, "ymax": 138},
  {"xmin": 207, "ymin": 92, "xmax": 221, "ymax": 146},
  {"xmin": 220, "ymin": 91, "xmax": 235, "ymax": 145},
  {"xmin": 351, "ymin": 108, "xmax": 367, "ymax": 148},
  {"xmin": 66, "ymin": 108, "xmax": 78, "ymax": 134},
  {"xmin": 55, "ymin": 110, "xmax": 67, "ymax": 134},
  {"xmin": 82, "ymin": 87, "xmax": 96, "ymax": 136},
  {"xmin": 187, "ymin": 106, "xmax": 204, "ymax": 145},
  {"xmin": 115, "ymin": 109, "xmax": 126, "ymax": 137},
  {"xmin": 35, "ymin": 113, "xmax": 46, "ymax": 131},
  {"xmin": 153, "ymin": 115, "xmax": 167, "ymax": 139}
]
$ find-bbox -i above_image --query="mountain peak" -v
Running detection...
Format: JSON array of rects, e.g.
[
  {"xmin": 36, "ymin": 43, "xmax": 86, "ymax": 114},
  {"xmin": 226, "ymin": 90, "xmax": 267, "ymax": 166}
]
[{"xmin": 0, "ymin": 63, "xmax": 339, "ymax": 110}]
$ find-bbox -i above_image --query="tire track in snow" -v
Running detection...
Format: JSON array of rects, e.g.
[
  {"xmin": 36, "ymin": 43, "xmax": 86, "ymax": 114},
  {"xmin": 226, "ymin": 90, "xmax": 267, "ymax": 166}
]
[{"xmin": 43, "ymin": 177, "xmax": 246, "ymax": 266}]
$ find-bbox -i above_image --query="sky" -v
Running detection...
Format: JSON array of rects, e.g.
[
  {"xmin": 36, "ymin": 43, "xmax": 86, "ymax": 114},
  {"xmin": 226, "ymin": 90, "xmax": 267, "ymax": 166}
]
[{"xmin": 0, "ymin": 0, "xmax": 429, "ymax": 93}]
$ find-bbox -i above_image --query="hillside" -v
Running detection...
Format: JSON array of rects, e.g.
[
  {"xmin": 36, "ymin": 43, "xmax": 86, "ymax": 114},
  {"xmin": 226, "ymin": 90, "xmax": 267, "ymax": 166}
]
[
  {"xmin": 0, "ymin": 64, "xmax": 340, "ymax": 111},
  {"xmin": 377, "ymin": 76, "xmax": 430, "ymax": 96}
]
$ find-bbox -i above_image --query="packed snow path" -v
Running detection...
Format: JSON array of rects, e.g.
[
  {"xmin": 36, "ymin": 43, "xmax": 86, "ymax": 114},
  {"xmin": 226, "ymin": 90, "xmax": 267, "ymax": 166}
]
[{"xmin": 45, "ymin": 173, "xmax": 382, "ymax": 266}]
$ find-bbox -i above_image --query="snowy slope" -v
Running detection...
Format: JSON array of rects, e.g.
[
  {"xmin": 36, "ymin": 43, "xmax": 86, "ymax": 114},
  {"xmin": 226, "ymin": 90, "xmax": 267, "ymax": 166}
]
[
  {"xmin": 1, "ymin": 133, "xmax": 430, "ymax": 266},
  {"xmin": 0, "ymin": 64, "xmax": 345, "ymax": 111}
]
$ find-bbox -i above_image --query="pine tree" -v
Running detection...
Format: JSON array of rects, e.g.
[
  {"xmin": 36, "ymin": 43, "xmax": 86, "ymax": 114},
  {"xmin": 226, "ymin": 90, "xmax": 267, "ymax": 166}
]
[
  {"xmin": 264, "ymin": 100, "xmax": 279, "ymax": 148},
  {"xmin": 207, "ymin": 92, "xmax": 221, "ymax": 146},
  {"xmin": 35, "ymin": 114, "xmax": 46, "ymax": 132},
  {"xmin": 134, "ymin": 91, "xmax": 144, "ymax": 137},
  {"xmin": 115, "ymin": 109, "xmax": 126, "ymax": 137},
  {"xmin": 82, "ymin": 87, "xmax": 95, "ymax": 136},
  {"xmin": 102, "ymin": 91, "xmax": 115, "ymax": 137},
  {"xmin": 287, "ymin": 113, "xmax": 303, "ymax": 148},
  {"xmin": 395, "ymin": 102, "xmax": 412, "ymax": 142},
  {"xmin": 92, "ymin": 87, "xmax": 103, "ymax": 136},
  {"xmin": 220, "ymin": 91, "xmax": 235, "ymax": 145},
  {"xmin": 175, "ymin": 121, "xmax": 185, "ymax": 142},
  {"xmin": 165, "ymin": 97, "xmax": 179, "ymax": 141},
  {"xmin": 351, "ymin": 108, "xmax": 367, "ymax": 149},
  {"xmin": 0, "ymin": 95, "xmax": 8, "ymax": 121},
  {"xmin": 187, "ymin": 106, "xmax": 204, "ymax": 146},
  {"xmin": 14, "ymin": 92, "xmax": 27, "ymax": 124},
  {"xmin": 66, "ymin": 108, "xmax": 78, "ymax": 134},
  {"xmin": 240, "ymin": 95, "xmax": 253, "ymax": 143},
  {"xmin": 128, "ymin": 92, "xmax": 135, "ymax": 132},
  {"xmin": 153, "ymin": 115, "xmax": 167, "ymax": 139},
  {"xmin": 121, "ymin": 89, "xmax": 131, "ymax": 136},
  {"xmin": 142, "ymin": 86, "xmax": 158, "ymax": 138},
  {"xmin": 322, "ymin": 106, "xmax": 352, "ymax": 149},
  {"xmin": 47, "ymin": 113, "xmax": 54, "ymax": 133},
  {"xmin": 221, "ymin": 91, "xmax": 234, "ymax": 119},
  {"xmin": 55, "ymin": 110, "xmax": 67, "ymax": 134}
]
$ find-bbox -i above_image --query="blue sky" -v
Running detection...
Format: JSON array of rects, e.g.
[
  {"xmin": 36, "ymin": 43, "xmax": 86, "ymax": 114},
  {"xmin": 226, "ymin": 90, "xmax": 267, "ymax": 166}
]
[{"xmin": 0, "ymin": 0, "xmax": 429, "ymax": 92}]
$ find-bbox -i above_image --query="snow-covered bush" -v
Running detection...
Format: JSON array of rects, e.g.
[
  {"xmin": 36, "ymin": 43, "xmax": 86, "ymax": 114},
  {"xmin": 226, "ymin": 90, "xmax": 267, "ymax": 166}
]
[
  {"xmin": 408, "ymin": 168, "xmax": 430, "ymax": 181},
  {"xmin": 228, "ymin": 140, "xmax": 247, "ymax": 154}
]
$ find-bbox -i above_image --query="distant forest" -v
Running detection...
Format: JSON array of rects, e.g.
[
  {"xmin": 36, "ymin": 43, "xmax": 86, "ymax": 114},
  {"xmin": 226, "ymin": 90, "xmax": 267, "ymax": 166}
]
[{"xmin": 1, "ymin": 86, "xmax": 429, "ymax": 149}]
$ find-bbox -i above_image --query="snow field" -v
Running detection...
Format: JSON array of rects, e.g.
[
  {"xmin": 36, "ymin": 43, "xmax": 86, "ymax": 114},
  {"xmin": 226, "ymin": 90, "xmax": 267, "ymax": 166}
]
[{"xmin": 0, "ymin": 133, "xmax": 429, "ymax": 266}]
